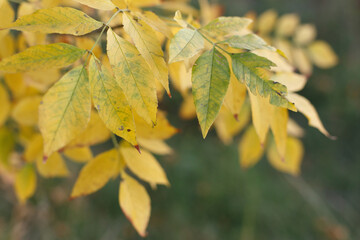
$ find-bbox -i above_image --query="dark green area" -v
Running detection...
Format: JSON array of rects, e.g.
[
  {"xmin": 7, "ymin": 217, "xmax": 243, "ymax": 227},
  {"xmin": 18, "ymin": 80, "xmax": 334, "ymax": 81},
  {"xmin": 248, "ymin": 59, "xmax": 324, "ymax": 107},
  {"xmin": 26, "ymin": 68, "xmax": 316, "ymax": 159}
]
[{"xmin": 0, "ymin": 0, "xmax": 359, "ymax": 239}]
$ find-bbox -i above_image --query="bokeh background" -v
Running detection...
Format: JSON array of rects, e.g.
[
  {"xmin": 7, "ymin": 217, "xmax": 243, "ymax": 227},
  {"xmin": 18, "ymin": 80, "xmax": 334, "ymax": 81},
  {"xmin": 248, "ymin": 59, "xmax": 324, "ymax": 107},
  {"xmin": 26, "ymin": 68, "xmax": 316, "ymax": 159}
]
[{"xmin": 1, "ymin": 0, "xmax": 359, "ymax": 239}]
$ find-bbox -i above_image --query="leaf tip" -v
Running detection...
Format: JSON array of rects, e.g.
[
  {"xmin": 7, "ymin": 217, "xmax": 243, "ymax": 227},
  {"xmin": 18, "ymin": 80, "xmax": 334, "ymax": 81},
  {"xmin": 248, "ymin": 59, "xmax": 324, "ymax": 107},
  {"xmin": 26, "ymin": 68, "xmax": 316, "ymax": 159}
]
[
  {"xmin": 135, "ymin": 145, "xmax": 141, "ymax": 154},
  {"xmin": 234, "ymin": 114, "xmax": 239, "ymax": 121}
]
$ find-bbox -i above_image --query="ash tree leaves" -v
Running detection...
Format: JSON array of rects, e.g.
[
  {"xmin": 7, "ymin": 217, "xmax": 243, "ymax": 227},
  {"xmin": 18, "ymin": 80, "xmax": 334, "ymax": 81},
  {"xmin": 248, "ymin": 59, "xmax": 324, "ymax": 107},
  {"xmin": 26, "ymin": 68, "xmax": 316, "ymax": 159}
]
[
  {"xmin": 88, "ymin": 55, "xmax": 137, "ymax": 145},
  {"xmin": 107, "ymin": 28, "xmax": 158, "ymax": 125},
  {"xmin": 192, "ymin": 47, "xmax": 230, "ymax": 138},
  {"xmin": 122, "ymin": 12, "xmax": 170, "ymax": 95},
  {"xmin": 220, "ymin": 34, "xmax": 275, "ymax": 51},
  {"xmin": 201, "ymin": 16, "xmax": 252, "ymax": 37},
  {"xmin": 169, "ymin": 29, "xmax": 204, "ymax": 63},
  {"xmin": 231, "ymin": 52, "xmax": 297, "ymax": 111},
  {"xmin": 39, "ymin": 66, "xmax": 91, "ymax": 159},
  {"xmin": 4, "ymin": 7, "xmax": 103, "ymax": 36},
  {"xmin": 0, "ymin": 43, "xmax": 85, "ymax": 73}
]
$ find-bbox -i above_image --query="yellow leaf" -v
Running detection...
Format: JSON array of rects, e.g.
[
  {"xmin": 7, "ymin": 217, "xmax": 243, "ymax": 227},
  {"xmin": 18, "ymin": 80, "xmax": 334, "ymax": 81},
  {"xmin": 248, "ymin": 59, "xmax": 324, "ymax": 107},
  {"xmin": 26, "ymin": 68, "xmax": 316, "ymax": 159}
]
[
  {"xmin": 71, "ymin": 149, "xmax": 118, "ymax": 198},
  {"xmin": 224, "ymin": 74, "xmax": 247, "ymax": 117},
  {"xmin": 294, "ymin": 24, "xmax": 317, "ymax": 46},
  {"xmin": 24, "ymin": 69, "xmax": 61, "ymax": 91},
  {"xmin": 39, "ymin": 66, "xmax": 91, "ymax": 158},
  {"xmin": 270, "ymin": 72, "xmax": 307, "ymax": 92},
  {"xmin": 5, "ymin": 7, "xmax": 103, "ymax": 36},
  {"xmin": 120, "ymin": 142, "xmax": 169, "ymax": 186},
  {"xmin": 136, "ymin": 11, "xmax": 173, "ymax": 39},
  {"xmin": 292, "ymin": 47, "xmax": 313, "ymax": 76},
  {"xmin": 0, "ymin": 0, "xmax": 15, "ymax": 40},
  {"xmin": 273, "ymin": 38, "xmax": 293, "ymax": 63},
  {"xmin": 73, "ymin": 0, "xmax": 115, "ymax": 10},
  {"xmin": 308, "ymin": 40, "xmax": 338, "ymax": 69},
  {"xmin": 239, "ymin": 125, "xmax": 264, "ymax": 169},
  {"xmin": 267, "ymin": 137, "xmax": 304, "ymax": 176},
  {"xmin": 11, "ymin": 95, "xmax": 42, "ymax": 126},
  {"xmin": 69, "ymin": 110, "xmax": 110, "ymax": 147},
  {"xmin": 270, "ymin": 107, "xmax": 288, "ymax": 158},
  {"xmin": 249, "ymin": 92, "xmax": 272, "ymax": 144},
  {"xmin": 36, "ymin": 152, "xmax": 69, "ymax": 178},
  {"xmin": 119, "ymin": 172, "xmax": 151, "ymax": 237},
  {"xmin": 252, "ymin": 49, "xmax": 294, "ymax": 73},
  {"xmin": 0, "ymin": 34, "xmax": 15, "ymax": 59},
  {"xmin": 76, "ymin": 37, "xmax": 102, "ymax": 59},
  {"xmin": 24, "ymin": 134, "xmax": 43, "ymax": 163},
  {"xmin": 4, "ymin": 73, "xmax": 26, "ymax": 99},
  {"xmin": 275, "ymin": 13, "xmax": 299, "ymax": 37},
  {"xmin": 0, "ymin": 84, "xmax": 10, "ymax": 127},
  {"xmin": 134, "ymin": 111, "xmax": 178, "ymax": 140},
  {"xmin": 287, "ymin": 93, "xmax": 335, "ymax": 139},
  {"xmin": 215, "ymin": 104, "xmax": 250, "ymax": 145},
  {"xmin": 15, "ymin": 164, "xmax": 36, "ymax": 204},
  {"xmin": 137, "ymin": 138, "xmax": 173, "ymax": 155},
  {"xmin": 179, "ymin": 92, "xmax": 196, "ymax": 120},
  {"xmin": 201, "ymin": 16, "xmax": 252, "ymax": 38},
  {"xmin": 88, "ymin": 55, "xmax": 137, "ymax": 145},
  {"xmin": 64, "ymin": 146, "xmax": 93, "ymax": 163},
  {"xmin": 106, "ymin": 29, "xmax": 157, "ymax": 125},
  {"xmin": 168, "ymin": 61, "xmax": 192, "ymax": 95},
  {"xmin": 0, "ymin": 43, "xmax": 85, "ymax": 73},
  {"xmin": 287, "ymin": 118, "xmax": 304, "ymax": 138},
  {"xmin": 123, "ymin": 12, "xmax": 170, "ymax": 95},
  {"xmin": 256, "ymin": 10, "xmax": 277, "ymax": 35},
  {"xmin": 173, "ymin": 10, "xmax": 188, "ymax": 28}
]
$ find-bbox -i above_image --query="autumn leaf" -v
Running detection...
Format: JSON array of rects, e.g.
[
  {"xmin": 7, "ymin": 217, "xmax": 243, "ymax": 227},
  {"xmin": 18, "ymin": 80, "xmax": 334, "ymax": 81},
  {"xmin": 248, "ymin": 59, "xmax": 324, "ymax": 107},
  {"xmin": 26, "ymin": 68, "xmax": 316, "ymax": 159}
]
[
  {"xmin": 192, "ymin": 47, "xmax": 230, "ymax": 138},
  {"xmin": 137, "ymin": 138, "xmax": 173, "ymax": 155},
  {"xmin": 88, "ymin": 55, "xmax": 137, "ymax": 145},
  {"xmin": 5, "ymin": 7, "xmax": 103, "ymax": 36},
  {"xmin": 0, "ymin": 84, "xmax": 10, "ymax": 126},
  {"xmin": 11, "ymin": 95, "xmax": 42, "ymax": 126},
  {"xmin": 64, "ymin": 146, "xmax": 93, "ymax": 163},
  {"xmin": 220, "ymin": 33, "xmax": 275, "ymax": 51},
  {"xmin": 15, "ymin": 164, "xmax": 37, "ymax": 204},
  {"xmin": 0, "ymin": 43, "xmax": 85, "ymax": 73},
  {"xmin": 73, "ymin": 0, "xmax": 115, "ymax": 10},
  {"xmin": 119, "ymin": 172, "xmax": 151, "ymax": 237},
  {"xmin": 0, "ymin": 0, "xmax": 14, "ymax": 40},
  {"xmin": 123, "ymin": 12, "xmax": 170, "ymax": 95},
  {"xmin": 231, "ymin": 52, "xmax": 296, "ymax": 111},
  {"xmin": 71, "ymin": 149, "xmax": 119, "ymax": 198},
  {"xmin": 39, "ymin": 66, "xmax": 91, "ymax": 159},
  {"xmin": 169, "ymin": 29, "xmax": 204, "ymax": 63},
  {"xmin": 36, "ymin": 152, "xmax": 69, "ymax": 178},
  {"xmin": 106, "ymin": 29, "xmax": 158, "ymax": 125},
  {"xmin": 120, "ymin": 142, "xmax": 169, "ymax": 186},
  {"xmin": 239, "ymin": 125, "xmax": 264, "ymax": 169},
  {"xmin": 0, "ymin": 127, "xmax": 15, "ymax": 166},
  {"xmin": 201, "ymin": 17, "xmax": 252, "ymax": 37}
]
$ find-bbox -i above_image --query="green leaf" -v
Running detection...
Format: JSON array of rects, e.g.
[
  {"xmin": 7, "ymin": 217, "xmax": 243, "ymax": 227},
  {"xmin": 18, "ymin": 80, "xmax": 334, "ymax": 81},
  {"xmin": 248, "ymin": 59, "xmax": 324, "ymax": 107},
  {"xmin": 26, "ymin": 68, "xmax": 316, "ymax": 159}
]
[
  {"xmin": 169, "ymin": 29, "xmax": 204, "ymax": 63},
  {"xmin": 107, "ymin": 28, "xmax": 158, "ymax": 125},
  {"xmin": 220, "ymin": 34, "xmax": 275, "ymax": 51},
  {"xmin": 88, "ymin": 55, "xmax": 137, "ymax": 145},
  {"xmin": 39, "ymin": 66, "xmax": 91, "ymax": 158},
  {"xmin": 231, "ymin": 52, "xmax": 296, "ymax": 111},
  {"xmin": 4, "ymin": 7, "xmax": 103, "ymax": 36},
  {"xmin": 0, "ymin": 43, "xmax": 85, "ymax": 73},
  {"xmin": 201, "ymin": 17, "xmax": 252, "ymax": 37},
  {"xmin": 192, "ymin": 48, "xmax": 230, "ymax": 138}
]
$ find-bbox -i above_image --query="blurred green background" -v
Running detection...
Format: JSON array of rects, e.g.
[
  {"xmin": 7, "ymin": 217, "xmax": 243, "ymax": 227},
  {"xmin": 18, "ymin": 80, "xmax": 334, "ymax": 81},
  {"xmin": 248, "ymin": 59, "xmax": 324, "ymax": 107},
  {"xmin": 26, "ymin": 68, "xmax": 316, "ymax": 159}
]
[{"xmin": 1, "ymin": 0, "xmax": 360, "ymax": 239}]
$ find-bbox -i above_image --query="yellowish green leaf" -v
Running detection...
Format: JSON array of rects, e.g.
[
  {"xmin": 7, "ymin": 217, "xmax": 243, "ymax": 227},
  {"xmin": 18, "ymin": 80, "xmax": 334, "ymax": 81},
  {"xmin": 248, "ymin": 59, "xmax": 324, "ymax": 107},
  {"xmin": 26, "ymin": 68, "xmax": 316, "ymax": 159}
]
[
  {"xmin": 239, "ymin": 125, "xmax": 264, "ymax": 169},
  {"xmin": 39, "ymin": 66, "xmax": 91, "ymax": 158},
  {"xmin": 220, "ymin": 34, "xmax": 275, "ymax": 51},
  {"xmin": 0, "ymin": 43, "xmax": 85, "ymax": 73},
  {"xmin": 123, "ymin": 12, "xmax": 170, "ymax": 95},
  {"xmin": 15, "ymin": 164, "xmax": 36, "ymax": 204},
  {"xmin": 0, "ymin": 84, "xmax": 10, "ymax": 126},
  {"xmin": 120, "ymin": 142, "xmax": 169, "ymax": 186},
  {"xmin": 137, "ymin": 11, "xmax": 173, "ymax": 39},
  {"xmin": 71, "ymin": 149, "xmax": 118, "ymax": 198},
  {"xmin": 0, "ymin": 127, "xmax": 15, "ymax": 166},
  {"xmin": 307, "ymin": 40, "xmax": 338, "ymax": 69},
  {"xmin": 192, "ymin": 48, "xmax": 230, "ymax": 138},
  {"xmin": 119, "ymin": 172, "xmax": 151, "ymax": 237},
  {"xmin": 201, "ymin": 17, "xmax": 252, "ymax": 37},
  {"xmin": 5, "ymin": 7, "xmax": 103, "ymax": 36},
  {"xmin": 89, "ymin": 55, "xmax": 137, "ymax": 145},
  {"xmin": 106, "ymin": 29, "xmax": 157, "ymax": 125},
  {"xmin": 169, "ymin": 29, "xmax": 204, "ymax": 63}
]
